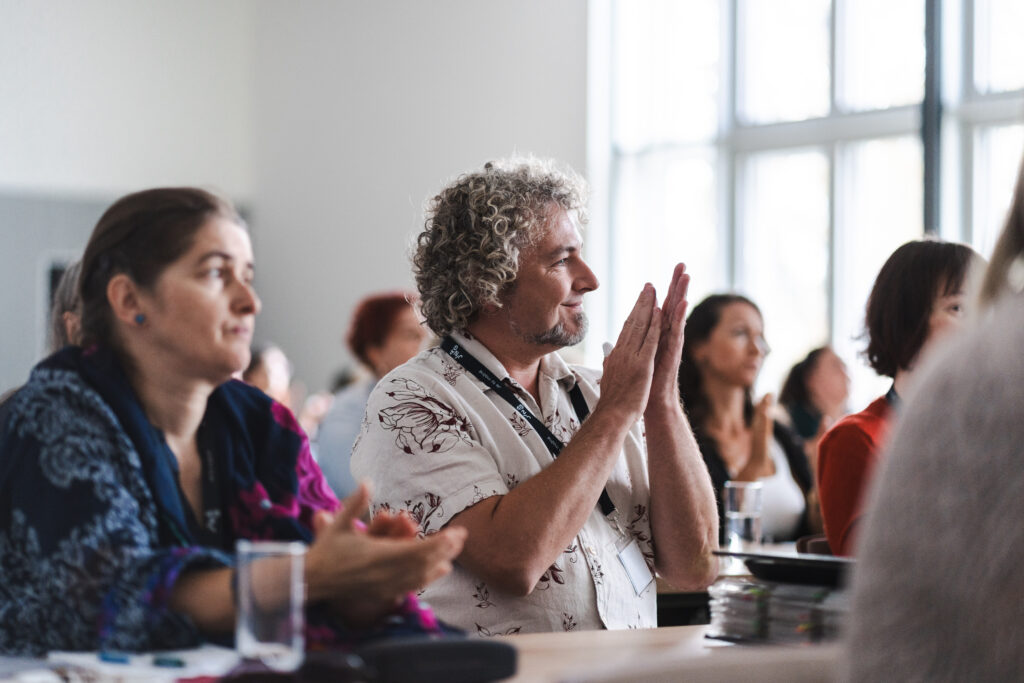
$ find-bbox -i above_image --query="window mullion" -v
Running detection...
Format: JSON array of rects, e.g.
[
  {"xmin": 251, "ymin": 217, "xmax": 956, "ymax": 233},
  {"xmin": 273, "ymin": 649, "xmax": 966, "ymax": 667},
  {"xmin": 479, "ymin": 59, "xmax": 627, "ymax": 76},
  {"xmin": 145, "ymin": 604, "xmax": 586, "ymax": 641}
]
[
  {"xmin": 923, "ymin": 0, "xmax": 943, "ymax": 233},
  {"xmin": 725, "ymin": 0, "xmax": 739, "ymax": 289}
]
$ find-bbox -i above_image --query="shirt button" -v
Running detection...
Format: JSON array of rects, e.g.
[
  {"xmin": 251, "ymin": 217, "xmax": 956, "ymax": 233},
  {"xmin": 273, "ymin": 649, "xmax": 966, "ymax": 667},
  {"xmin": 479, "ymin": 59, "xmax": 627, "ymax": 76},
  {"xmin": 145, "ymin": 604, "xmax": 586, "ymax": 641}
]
[{"xmin": 586, "ymin": 545, "xmax": 597, "ymax": 555}]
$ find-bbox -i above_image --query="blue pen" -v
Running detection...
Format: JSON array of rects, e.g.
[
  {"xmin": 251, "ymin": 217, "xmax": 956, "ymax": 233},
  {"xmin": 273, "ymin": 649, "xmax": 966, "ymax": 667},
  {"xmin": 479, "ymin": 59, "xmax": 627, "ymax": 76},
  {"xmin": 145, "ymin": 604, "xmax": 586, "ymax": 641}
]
[
  {"xmin": 153, "ymin": 655, "xmax": 186, "ymax": 668},
  {"xmin": 98, "ymin": 651, "xmax": 130, "ymax": 664}
]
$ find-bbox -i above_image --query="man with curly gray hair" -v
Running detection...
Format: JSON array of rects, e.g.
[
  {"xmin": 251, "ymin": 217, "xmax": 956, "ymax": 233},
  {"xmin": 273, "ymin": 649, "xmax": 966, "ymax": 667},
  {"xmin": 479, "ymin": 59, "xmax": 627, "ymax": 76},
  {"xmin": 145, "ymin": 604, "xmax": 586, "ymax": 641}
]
[{"xmin": 353, "ymin": 158, "xmax": 718, "ymax": 635}]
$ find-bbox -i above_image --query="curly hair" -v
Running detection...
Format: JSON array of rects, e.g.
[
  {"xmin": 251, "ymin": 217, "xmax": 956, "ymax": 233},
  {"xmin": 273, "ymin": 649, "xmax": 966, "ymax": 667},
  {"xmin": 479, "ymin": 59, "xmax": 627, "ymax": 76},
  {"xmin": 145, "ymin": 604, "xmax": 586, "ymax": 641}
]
[{"xmin": 413, "ymin": 158, "xmax": 588, "ymax": 336}]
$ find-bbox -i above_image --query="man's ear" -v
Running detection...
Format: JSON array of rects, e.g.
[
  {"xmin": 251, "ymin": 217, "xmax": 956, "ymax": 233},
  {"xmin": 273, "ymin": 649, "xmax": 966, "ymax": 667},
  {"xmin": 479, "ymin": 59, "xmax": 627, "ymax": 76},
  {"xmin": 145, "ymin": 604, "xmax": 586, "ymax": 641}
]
[
  {"xmin": 478, "ymin": 300, "xmax": 501, "ymax": 315},
  {"xmin": 106, "ymin": 273, "xmax": 145, "ymax": 326}
]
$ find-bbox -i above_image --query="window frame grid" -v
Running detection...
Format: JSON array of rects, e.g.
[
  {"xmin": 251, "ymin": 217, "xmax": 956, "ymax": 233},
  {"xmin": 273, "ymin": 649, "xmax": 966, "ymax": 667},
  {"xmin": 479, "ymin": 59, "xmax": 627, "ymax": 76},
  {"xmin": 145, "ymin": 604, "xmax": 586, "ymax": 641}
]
[{"xmin": 594, "ymin": 0, "xmax": 1024, "ymax": 369}]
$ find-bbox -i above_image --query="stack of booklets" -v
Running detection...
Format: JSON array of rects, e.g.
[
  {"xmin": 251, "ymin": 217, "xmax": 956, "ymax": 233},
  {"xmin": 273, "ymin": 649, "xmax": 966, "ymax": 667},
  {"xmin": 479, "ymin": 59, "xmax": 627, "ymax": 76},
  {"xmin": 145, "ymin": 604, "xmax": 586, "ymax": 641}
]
[{"xmin": 708, "ymin": 577, "xmax": 849, "ymax": 644}]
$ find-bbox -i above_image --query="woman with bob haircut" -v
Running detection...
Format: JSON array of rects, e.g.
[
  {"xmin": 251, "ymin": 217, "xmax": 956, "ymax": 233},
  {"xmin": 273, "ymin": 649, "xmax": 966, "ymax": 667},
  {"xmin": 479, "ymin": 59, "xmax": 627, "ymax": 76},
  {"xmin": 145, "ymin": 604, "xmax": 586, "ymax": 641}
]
[
  {"xmin": 0, "ymin": 188, "xmax": 464, "ymax": 656},
  {"xmin": 315, "ymin": 291, "xmax": 427, "ymax": 498},
  {"xmin": 843, "ymin": 151, "xmax": 1024, "ymax": 682},
  {"xmin": 679, "ymin": 294, "xmax": 817, "ymax": 544},
  {"xmin": 817, "ymin": 238, "xmax": 980, "ymax": 556}
]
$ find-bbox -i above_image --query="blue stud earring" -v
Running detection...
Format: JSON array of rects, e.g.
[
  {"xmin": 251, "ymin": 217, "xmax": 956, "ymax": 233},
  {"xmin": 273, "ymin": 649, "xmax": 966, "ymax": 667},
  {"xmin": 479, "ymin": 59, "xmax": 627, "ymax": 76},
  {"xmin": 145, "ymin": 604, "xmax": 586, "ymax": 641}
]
[{"xmin": 134, "ymin": 313, "xmax": 146, "ymax": 325}]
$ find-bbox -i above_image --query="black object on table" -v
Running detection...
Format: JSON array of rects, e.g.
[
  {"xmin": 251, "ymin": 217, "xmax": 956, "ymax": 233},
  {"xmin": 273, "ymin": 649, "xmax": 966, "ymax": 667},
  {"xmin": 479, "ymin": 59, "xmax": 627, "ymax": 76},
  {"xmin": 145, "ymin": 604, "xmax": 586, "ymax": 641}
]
[{"xmin": 222, "ymin": 636, "xmax": 517, "ymax": 683}]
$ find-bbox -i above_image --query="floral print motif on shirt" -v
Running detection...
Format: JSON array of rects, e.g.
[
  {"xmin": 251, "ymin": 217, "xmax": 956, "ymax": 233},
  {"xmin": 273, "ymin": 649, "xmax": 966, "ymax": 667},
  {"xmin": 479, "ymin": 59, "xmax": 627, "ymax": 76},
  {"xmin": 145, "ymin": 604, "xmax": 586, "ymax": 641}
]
[
  {"xmin": 627, "ymin": 504, "xmax": 656, "ymax": 570},
  {"xmin": 471, "ymin": 485, "xmax": 499, "ymax": 506},
  {"xmin": 544, "ymin": 408, "xmax": 579, "ymax": 445},
  {"xmin": 536, "ymin": 563, "xmax": 566, "ymax": 591},
  {"xmin": 476, "ymin": 623, "xmax": 522, "ymax": 637},
  {"xmin": 564, "ymin": 542, "xmax": 579, "ymax": 564},
  {"xmin": 378, "ymin": 378, "xmax": 475, "ymax": 454},
  {"xmin": 508, "ymin": 411, "xmax": 532, "ymax": 437},
  {"xmin": 440, "ymin": 356, "xmax": 465, "ymax": 387},
  {"xmin": 375, "ymin": 492, "xmax": 446, "ymax": 536},
  {"xmin": 473, "ymin": 583, "xmax": 494, "ymax": 609}
]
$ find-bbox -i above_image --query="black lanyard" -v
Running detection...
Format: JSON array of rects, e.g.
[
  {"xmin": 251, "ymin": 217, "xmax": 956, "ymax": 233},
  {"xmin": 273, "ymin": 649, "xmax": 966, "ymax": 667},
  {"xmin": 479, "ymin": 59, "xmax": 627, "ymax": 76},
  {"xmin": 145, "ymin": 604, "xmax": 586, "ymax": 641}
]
[
  {"xmin": 177, "ymin": 421, "xmax": 230, "ymax": 551},
  {"xmin": 441, "ymin": 336, "xmax": 616, "ymax": 517}
]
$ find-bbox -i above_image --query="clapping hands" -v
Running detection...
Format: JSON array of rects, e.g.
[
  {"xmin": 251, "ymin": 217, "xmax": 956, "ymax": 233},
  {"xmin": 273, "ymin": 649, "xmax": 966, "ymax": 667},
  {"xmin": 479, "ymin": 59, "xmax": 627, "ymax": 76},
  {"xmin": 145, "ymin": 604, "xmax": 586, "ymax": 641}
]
[
  {"xmin": 599, "ymin": 264, "xmax": 691, "ymax": 423},
  {"xmin": 306, "ymin": 483, "xmax": 466, "ymax": 627}
]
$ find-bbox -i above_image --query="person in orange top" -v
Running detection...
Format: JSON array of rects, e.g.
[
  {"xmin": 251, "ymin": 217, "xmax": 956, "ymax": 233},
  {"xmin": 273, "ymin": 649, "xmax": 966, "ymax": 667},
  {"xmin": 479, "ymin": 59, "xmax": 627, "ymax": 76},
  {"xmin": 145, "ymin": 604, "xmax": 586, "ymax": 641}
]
[{"xmin": 817, "ymin": 239, "xmax": 980, "ymax": 556}]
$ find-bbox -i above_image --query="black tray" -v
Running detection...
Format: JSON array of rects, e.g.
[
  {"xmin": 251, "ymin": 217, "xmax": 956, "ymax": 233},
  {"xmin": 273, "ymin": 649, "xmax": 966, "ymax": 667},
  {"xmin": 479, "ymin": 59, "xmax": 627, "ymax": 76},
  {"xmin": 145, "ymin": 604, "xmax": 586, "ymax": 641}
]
[{"xmin": 713, "ymin": 550, "xmax": 854, "ymax": 587}]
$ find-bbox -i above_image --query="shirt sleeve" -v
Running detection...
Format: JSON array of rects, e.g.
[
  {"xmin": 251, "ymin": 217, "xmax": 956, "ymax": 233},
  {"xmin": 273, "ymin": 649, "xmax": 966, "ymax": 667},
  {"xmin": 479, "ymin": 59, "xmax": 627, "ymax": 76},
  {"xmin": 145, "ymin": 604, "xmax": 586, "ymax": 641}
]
[
  {"xmin": 817, "ymin": 420, "xmax": 879, "ymax": 556},
  {"xmin": 0, "ymin": 382, "xmax": 230, "ymax": 656},
  {"xmin": 351, "ymin": 372, "xmax": 508, "ymax": 535}
]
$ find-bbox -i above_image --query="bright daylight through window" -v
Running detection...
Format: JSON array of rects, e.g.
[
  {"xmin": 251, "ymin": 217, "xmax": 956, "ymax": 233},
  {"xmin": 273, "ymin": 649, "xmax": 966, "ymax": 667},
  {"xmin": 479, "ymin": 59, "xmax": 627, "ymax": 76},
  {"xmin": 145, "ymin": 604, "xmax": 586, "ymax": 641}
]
[{"xmin": 589, "ymin": 0, "xmax": 1024, "ymax": 408}]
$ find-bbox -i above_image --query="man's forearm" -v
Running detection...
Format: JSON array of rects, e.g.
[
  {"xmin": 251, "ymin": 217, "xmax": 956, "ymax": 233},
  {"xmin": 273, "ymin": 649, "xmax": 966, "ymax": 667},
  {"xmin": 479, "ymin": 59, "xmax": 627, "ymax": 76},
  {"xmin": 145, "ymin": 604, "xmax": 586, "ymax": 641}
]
[
  {"xmin": 644, "ymin": 400, "xmax": 719, "ymax": 590},
  {"xmin": 450, "ymin": 404, "xmax": 635, "ymax": 596}
]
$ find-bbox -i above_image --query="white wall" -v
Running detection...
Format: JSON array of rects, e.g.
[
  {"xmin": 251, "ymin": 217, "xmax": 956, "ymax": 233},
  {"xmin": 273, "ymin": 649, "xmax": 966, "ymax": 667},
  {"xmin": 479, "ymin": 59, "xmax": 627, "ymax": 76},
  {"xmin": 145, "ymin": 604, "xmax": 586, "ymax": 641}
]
[
  {"xmin": 0, "ymin": 0, "xmax": 588, "ymax": 393},
  {"xmin": 0, "ymin": 0, "xmax": 254, "ymax": 199},
  {"xmin": 248, "ymin": 0, "xmax": 588, "ymax": 391},
  {"xmin": 0, "ymin": 0, "xmax": 255, "ymax": 392}
]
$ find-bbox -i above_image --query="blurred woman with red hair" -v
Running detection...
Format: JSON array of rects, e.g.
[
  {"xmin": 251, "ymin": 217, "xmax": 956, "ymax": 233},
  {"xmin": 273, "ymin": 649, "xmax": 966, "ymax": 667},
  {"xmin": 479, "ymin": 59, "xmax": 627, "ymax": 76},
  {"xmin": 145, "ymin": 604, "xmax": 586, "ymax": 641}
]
[{"xmin": 315, "ymin": 292, "xmax": 428, "ymax": 497}]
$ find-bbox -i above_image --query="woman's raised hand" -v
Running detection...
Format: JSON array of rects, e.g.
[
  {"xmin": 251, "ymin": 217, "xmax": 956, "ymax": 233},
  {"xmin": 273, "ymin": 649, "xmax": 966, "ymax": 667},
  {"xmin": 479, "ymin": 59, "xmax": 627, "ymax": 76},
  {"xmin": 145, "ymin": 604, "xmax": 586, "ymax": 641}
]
[{"xmin": 305, "ymin": 484, "xmax": 466, "ymax": 626}]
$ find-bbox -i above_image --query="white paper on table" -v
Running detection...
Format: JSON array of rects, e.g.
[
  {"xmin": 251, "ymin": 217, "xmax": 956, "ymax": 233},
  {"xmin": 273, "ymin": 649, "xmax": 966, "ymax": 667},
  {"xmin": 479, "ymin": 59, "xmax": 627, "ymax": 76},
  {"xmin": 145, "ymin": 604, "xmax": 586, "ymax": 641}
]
[{"xmin": 46, "ymin": 644, "xmax": 239, "ymax": 681}]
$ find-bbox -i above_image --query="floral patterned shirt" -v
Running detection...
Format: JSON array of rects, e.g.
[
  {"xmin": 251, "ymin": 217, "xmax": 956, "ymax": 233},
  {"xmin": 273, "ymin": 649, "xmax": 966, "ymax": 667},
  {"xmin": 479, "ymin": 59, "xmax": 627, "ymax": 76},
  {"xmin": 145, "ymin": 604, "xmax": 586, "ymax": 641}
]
[{"xmin": 351, "ymin": 331, "xmax": 656, "ymax": 636}]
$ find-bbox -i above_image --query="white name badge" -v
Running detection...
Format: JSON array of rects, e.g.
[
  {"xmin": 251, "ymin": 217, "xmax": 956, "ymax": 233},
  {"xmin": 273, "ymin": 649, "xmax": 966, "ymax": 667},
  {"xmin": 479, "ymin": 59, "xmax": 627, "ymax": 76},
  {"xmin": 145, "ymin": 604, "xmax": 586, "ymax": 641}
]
[{"xmin": 617, "ymin": 538, "xmax": 654, "ymax": 596}]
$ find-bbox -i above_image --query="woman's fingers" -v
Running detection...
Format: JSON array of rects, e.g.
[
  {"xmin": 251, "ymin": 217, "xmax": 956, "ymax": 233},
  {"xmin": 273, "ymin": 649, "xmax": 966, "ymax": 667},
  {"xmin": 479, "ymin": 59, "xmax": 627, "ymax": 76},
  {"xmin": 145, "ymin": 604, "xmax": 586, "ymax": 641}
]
[
  {"xmin": 405, "ymin": 527, "xmax": 466, "ymax": 588},
  {"xmin": 368, "ymin": 510, "xmax": 420, "ymax": 539},
  {"xmin": 335, "ymin": 482, "xmax": 372, "ymax": 531},
  {"xmin": 311, "ymin": 510, "xmax": 335, "ymax": 536}
]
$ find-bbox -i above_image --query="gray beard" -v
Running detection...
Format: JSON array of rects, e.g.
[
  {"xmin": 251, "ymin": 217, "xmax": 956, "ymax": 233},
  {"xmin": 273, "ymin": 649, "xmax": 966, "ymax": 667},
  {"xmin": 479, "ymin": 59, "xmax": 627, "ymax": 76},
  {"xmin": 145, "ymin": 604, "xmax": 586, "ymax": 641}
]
[{"xmin": 513, "ymin": 311, "xmax": 588, "ymax": 348}]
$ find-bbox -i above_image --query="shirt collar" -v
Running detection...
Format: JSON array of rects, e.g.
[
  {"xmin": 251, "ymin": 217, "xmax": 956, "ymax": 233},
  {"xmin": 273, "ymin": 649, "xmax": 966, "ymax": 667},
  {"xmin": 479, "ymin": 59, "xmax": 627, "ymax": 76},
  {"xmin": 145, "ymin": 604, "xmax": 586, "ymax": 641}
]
[{"xmin": 448, "ymin": 330, "xmax": 578, "ymax": 393}]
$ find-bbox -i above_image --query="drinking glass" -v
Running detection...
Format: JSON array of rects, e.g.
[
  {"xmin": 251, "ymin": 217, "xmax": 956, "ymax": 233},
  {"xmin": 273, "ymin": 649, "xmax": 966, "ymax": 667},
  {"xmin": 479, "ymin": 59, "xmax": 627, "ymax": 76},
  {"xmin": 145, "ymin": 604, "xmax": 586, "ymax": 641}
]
[
  {"xmin": 723, "ymin": 480, "xmax": 763, "ymax": 573},
  {"xmin": 235, "ymin": 540, "xmax": 306, "ymax": 672}
]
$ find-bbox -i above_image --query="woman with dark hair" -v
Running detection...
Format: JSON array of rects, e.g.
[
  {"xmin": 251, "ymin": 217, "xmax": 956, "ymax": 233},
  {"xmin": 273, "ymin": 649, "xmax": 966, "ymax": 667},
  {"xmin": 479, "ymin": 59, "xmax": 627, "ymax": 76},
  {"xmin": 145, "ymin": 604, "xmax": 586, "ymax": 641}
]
[
  {"xmin": 817, "ymin": 239, "xmax": 980, "ymax": 556},
  {"xmin": 778, "ymin": 346, "xmax": 850, "ymax": 441},
  {"xmin": 315, "ymin": 292, "xmax": 426, "ymax": 498},
  {"xmin": 679, "ymin": 294, "xmax": 816, "ymax": 544},
  {"xmin": 843, "ymin": 152, "xmax": 1024, "ymax": 681},
  {"xmin": 0, "ymin": 188, "xmax": 464, "ymax": 656}
]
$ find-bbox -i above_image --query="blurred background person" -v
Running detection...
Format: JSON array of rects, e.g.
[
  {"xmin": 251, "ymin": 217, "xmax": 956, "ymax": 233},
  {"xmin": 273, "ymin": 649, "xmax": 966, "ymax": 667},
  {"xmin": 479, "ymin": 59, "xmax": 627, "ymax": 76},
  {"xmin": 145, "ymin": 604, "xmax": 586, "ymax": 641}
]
[
  {"xmin": 679, "ymin": 294, "xmax": 817, "ymax": 544},
  {"xmin": 778, "ymin": 345, "xmax": 850, "ymax": 481},
  {"xmin": 315, "ymin": 291, "xmax": 427, "ymax": 498},
  {"xmin": 778, "ymin": 345, "xmax": 850, "ymax": 441},
  {"xmin": 242, "ymin": 343, "xmax": 294, "ymax": 407},
  {"xmin": 48, "ymin": 260, "xmax": 83, "ymax": 352},
  {"xmin": 1, "ymin": 261, "xmax": 85, "ymax": 411},
  {"xmin": 844, "ymin": 156, "xmax": 1024, "ymax": 681},
  {"xmin": 817, "ymin": 239, "xmax": 981, "ymax": 556}
]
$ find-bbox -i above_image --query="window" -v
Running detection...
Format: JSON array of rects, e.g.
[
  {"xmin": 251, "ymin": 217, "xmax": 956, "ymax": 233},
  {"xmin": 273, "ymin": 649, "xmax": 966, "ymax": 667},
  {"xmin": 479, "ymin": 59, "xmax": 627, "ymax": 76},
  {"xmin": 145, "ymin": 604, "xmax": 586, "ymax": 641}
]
[{"xmin": 590, "ymin": 0, "xmax": 1024, "ymax": 409}]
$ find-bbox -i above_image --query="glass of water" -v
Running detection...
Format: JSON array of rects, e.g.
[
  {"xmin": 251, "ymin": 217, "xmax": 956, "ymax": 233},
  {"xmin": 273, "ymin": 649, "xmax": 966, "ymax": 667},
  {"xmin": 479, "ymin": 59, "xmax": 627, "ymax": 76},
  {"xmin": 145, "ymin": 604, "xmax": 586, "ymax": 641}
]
[
  {"xmin": 235, "ymin": 540, "xmax": 306, "ymax": 671},
  {"xmin": 723, "ymin": 481, "xmax": 763, "ymax": 572}
]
